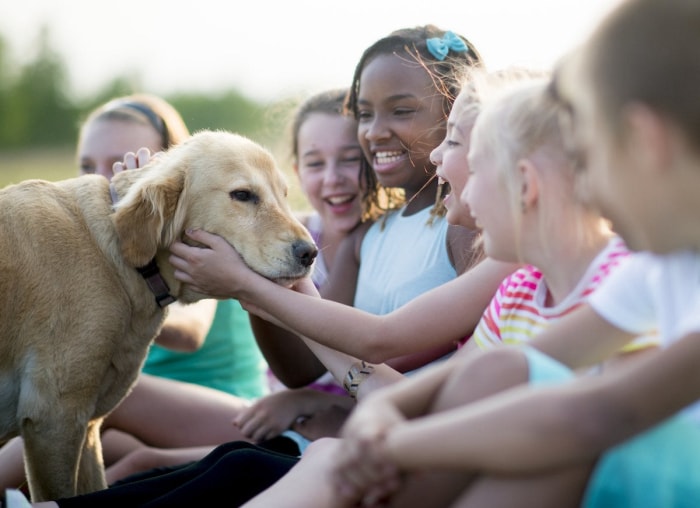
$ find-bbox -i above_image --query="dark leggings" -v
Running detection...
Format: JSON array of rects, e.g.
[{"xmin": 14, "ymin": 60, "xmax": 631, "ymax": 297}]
[{"xmin": 55, "ymin": 440, "xmax": 299, "ymax": 508}]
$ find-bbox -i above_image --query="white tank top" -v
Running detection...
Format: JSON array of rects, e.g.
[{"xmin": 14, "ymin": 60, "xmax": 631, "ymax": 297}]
[{"xmin": 354, "ymin": 207, "xmax": 456, "ymax": 315}]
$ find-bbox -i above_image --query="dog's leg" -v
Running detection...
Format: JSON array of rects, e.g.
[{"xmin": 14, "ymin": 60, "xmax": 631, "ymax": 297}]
[
  {"xmin": 22, "ymin": 415, "xmax": 94, "ymax": 501},
  {"xmin": 75, "ymin": 418, "xmax": 108, "ymax": 495}
]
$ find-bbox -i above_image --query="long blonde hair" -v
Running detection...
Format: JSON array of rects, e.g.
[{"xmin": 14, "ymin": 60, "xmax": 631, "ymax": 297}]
[{"xmin": 471, "ymin": 75, "xmax": 611, "ymax": 261}]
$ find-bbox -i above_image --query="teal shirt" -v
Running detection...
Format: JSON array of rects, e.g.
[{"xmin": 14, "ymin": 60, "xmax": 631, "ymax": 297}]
[{"xmin": 143, "ymin": 299, "xmax": 268, "ymax": 399}]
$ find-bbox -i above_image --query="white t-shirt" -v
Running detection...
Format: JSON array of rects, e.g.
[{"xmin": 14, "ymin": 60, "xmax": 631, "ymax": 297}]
[{"xmin": 588, "ymin": 249, "xmax": 700, "ymax": 421}]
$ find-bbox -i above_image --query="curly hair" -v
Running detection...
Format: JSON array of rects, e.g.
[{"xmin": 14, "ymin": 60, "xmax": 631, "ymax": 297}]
[{"xmin": 344, "ymin": 25, "xmax": 484, "ymax": 225}]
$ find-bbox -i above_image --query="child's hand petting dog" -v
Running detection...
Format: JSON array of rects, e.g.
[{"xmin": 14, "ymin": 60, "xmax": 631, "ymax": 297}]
[
  {"xmin": 170, "ymin": 230, "xmax": 317, "ymax": 302},
  {"xmin": 113, "ymin": 147, "xmax": 162, "ymax": 173}
]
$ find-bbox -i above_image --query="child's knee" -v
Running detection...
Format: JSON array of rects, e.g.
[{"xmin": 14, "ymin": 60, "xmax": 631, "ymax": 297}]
[
  {"xmin": 437, "ymin": 348, "xmax": 529, "ymax": 410},
  {"xmin": 302, "ymin": 437, "xmax": 340, "ymax": 459}
]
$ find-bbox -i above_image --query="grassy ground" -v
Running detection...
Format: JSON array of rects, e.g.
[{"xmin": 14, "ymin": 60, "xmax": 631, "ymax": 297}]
[
  {"xmin": 0, "ymin": 147, "xmax": 311, "ymax": 211},
  {"xmin": 0, "ymin": 146, "xmax": 77, "ymax": 187}
]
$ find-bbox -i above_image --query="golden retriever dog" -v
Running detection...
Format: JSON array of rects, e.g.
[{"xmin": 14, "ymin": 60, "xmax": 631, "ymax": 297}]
[{"xmin": 0, "ymin": 130, "xmax": 317, "ymax": 501}]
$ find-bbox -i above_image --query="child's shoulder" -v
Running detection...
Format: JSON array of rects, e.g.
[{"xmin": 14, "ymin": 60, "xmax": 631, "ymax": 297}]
[
  {"xmin": 593, "ymin": 235, "xmax": 631, "ymax": 280},
  {"xmin": 495, "ymin": 265, "xmax": 542, "ymax": 296}
]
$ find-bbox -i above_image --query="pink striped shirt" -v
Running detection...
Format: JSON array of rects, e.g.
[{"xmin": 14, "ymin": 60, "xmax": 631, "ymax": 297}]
[{"xmin": 468, "ymin": 237, "xmax": 631, "ymax": 349}]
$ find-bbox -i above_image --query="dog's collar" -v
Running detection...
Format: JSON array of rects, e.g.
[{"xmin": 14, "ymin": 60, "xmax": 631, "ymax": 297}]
[
  {"xmin": 136, "ymin": 259, "xmax": 177, "ymax": 308},
  {"xmin": 110, "ymin": 182, "xmax": 177, "ymax": 309}
]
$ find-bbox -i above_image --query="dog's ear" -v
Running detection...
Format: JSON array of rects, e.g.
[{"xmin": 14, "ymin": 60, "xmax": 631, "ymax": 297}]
[{"xmin": 113, "ymin": 157, "xmax": 187, "ymax": 267}]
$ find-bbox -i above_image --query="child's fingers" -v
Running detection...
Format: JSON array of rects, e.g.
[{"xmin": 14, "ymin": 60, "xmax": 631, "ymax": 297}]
[{"xmin": 136, "ymin": 147, "xmax": 152, "ymax": 167}]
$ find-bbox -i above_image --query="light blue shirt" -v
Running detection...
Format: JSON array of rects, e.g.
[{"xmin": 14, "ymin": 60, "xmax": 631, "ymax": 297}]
[{"xmin": 354, "ymin": 207, "xmax": 456, "ymax": 315}]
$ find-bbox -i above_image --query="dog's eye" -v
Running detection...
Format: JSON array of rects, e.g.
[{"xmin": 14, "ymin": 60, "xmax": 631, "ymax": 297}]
[{"xmin": 230, "ymin": 190, "xmax": 259, "ymax": 204}]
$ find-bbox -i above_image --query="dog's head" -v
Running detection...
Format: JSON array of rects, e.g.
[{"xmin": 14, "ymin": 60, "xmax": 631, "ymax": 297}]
[{"xmin": 110, "ymin": 130, "xmax": 317, "ymax": 297}]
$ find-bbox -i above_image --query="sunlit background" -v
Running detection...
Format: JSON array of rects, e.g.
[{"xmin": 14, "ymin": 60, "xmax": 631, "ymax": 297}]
[
  {"xmin": 0, "ymin": 0, "xmax": 620, "ymax": 102},
  {"xmin": 0, "ymin": 0, "xmax": 621, "ymax": 201}
]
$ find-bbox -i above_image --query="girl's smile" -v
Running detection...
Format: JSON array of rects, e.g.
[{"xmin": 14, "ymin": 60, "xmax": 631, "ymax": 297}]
[{"xmin": 356, "ymin": 54, "xmax": 446, "ymax": 198}]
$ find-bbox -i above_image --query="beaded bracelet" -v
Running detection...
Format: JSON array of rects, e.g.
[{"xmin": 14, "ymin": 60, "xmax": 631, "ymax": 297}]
[{"xmin": 343, "ymin": 360, "xmax": 376, "ymax": 399}]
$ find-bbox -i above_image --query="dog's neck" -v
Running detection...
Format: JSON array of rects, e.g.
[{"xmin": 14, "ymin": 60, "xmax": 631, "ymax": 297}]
[
  {"xmin": 135, "ymin": 259, "xmax": 177, "ymax": 308},
  {"xmin": 110, "ymin": 182, "xmax": 177, "ymax": 309}
]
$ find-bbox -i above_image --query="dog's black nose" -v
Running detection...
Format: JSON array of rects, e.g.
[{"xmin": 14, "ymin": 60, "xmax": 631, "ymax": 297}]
[{"xmin": 293, "ymin": 240, "xmax": 318, "ymax": 268}]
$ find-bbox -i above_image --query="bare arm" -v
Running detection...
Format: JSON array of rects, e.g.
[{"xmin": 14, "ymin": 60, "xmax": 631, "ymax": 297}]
[
  {"xmin": 295, "ymin": 332, "xmax": 406, "ymax": 398},
  {"xmin": 383, "ymin": 333, "xmax": 700, "ymax": 473},
  {"xmin": 530, "ymin": 304, "xmax": 637, "ymax": 369},
  {"xmin": 382, "ymin": 224, "xmax": 487, "ymax": 372},
  {"xmin": 318, "ymin": 221, "xmax": 368, "ymax": 304},
  {"xmin": 326, "ymin": 357, "xmax": 465, "ymax": 500},
  {"xmin": 249, "ymin": 315, "xmax": 326, "ymax": 388},
  {"xmin": 248, "ymin": 259, "xmax": 514, "ymax": 363},
  {"xmin": 154, "ymin": 298, "xmax": 217, "ymax": 351},
  {"xmin": 354, "ymin": 357, "xmax": 463, "ymax": 414},
  {"xmin": 245, "ymin": 223, "xmax": 369, "ymax": 387},
  {"xmin": 169, "ymin": 230, "xmax": 515, "ymax": 363}
]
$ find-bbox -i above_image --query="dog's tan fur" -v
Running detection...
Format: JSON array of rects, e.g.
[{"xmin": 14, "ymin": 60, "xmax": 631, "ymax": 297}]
[{"xmin": 0, "ymin": 130, "xmax": 316, "ymax": 501}]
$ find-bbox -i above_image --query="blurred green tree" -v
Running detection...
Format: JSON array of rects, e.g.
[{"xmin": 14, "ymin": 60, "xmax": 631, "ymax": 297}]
[
  {"xmin": 5, "ymin": 26, "xmax": 78, "ymax": 147},
  {"xmin": 0, "ymin": 24, "xmax": 296, "ymax": 181}
]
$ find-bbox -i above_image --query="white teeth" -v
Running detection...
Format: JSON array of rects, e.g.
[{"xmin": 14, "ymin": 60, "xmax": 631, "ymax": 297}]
[
  {"xmin": 326, "ymin": 195, "xmax": 354, "ymax": 205},
  {"xmin": 374, "ymin": 151, "xmax": 403, "ymax": 164}
]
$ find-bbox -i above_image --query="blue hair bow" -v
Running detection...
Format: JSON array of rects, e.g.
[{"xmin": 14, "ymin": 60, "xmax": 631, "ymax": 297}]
[{"xmin": 426, "ymin": 31, "xmax": 468, "ymax": 61}]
